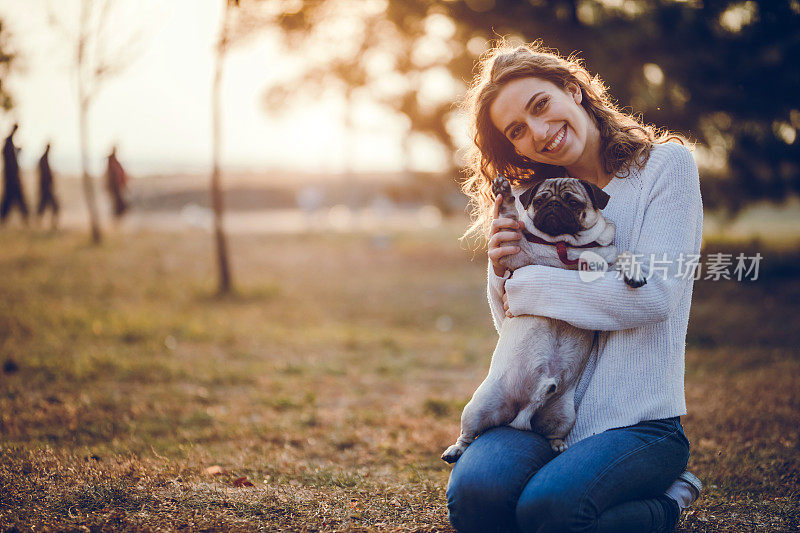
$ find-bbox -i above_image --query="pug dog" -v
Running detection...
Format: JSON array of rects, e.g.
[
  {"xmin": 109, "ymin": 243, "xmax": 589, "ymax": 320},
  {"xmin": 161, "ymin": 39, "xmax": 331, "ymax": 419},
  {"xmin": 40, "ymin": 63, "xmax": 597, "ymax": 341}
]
[{"xmin": 441, "ymin": 176, "xmax": 645, "ymax": 463}]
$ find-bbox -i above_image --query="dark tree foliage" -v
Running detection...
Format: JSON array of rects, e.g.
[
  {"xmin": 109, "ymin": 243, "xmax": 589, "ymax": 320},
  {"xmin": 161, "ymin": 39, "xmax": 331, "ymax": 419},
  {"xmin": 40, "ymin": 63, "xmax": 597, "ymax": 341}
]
[{"xmin": 267, "ymin": 0, "xmax": 800, "ymax": 213}]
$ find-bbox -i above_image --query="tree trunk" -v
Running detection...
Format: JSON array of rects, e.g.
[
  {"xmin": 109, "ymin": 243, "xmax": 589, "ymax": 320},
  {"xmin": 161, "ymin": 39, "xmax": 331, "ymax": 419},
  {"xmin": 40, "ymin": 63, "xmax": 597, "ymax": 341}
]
[
  {"xmin": 79, "ymin": 99, "xmax": 102, "ymax": 244},
  {"xmin": 77, "ymin": 0, "xmax": 102, "ymax": 245},
  {"xmin": 211, "ymin": 14, "xmax": 232, "ymax": 295},
  {"xmin": 343, "ymin": 87, "xmax": 355, "ymax": 175}
]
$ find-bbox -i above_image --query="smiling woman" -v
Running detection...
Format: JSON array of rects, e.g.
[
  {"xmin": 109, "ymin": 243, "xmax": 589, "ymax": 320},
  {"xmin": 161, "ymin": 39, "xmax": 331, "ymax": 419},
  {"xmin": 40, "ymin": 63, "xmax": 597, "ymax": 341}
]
[
  {"xmin": 447, "ymin": 41, "xmax": 704, "ymax": 533},
  {"xmin": 460, "ymin": 42, "xmax": 680, "ymax": 241}
]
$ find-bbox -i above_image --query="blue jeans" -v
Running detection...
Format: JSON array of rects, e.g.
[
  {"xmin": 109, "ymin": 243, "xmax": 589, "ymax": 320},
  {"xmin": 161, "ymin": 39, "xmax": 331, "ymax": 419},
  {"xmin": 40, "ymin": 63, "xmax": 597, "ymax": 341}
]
[{"xmin": 446, "ymin": 417, "xmax": 689, "ymax": 533}]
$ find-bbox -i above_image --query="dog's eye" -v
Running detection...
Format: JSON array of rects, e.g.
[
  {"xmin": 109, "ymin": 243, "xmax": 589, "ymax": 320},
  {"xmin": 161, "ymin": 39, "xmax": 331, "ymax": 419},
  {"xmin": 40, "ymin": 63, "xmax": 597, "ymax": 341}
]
[{"xmin": 568, "ymin": 199, "xmax": 584, "ymax": 210}]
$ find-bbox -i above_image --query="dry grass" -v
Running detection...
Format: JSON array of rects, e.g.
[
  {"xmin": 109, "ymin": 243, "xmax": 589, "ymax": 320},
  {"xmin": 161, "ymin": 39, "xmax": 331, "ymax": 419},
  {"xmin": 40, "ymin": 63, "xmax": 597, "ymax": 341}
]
[{"xmin": 0, "ymin": 226, "xmax": 798, "ymax": 532}]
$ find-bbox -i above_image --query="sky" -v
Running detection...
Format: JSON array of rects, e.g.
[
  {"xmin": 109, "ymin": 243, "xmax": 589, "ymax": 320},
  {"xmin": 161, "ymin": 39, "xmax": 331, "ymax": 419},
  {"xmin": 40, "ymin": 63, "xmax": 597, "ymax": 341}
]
[{"xmin": 0, "ymin": 0, "xmax": 434, "ymax": 177}]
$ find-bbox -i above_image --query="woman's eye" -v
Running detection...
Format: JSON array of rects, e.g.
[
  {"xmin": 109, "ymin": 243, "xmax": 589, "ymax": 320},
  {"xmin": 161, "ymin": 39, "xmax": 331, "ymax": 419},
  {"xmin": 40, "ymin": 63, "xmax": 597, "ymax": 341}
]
[
  {"xmin": 509, "ymin": 125, "xmax": 525, "ymax": 140},
  {"xmin": 535, "ymin": 96, "xmax": 550, "ymax": 111}
]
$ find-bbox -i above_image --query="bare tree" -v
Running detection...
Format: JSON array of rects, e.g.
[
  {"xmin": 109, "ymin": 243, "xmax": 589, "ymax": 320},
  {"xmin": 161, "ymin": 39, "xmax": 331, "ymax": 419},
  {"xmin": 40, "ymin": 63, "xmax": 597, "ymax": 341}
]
[
  {"xmin": 52, "ymin": 0, "xmax": 142, "ymax": 244},
  {"xmin": 210, "ymin": 0, "xmax": 288, "ymax": 295},
  {"xmin": 211, "ymin": 1, "xmax": 235, "ymax": 294},
  {"xmin": 211, "ymin": 0, "xmax": 347, "ymax": 294}
]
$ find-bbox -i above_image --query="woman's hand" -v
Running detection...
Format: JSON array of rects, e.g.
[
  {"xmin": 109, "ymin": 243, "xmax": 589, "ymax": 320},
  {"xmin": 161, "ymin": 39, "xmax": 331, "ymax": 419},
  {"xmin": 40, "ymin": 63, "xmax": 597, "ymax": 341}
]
[{"xmin": 488, "ymin": 194, "xmax": 525, "ymax": 277}]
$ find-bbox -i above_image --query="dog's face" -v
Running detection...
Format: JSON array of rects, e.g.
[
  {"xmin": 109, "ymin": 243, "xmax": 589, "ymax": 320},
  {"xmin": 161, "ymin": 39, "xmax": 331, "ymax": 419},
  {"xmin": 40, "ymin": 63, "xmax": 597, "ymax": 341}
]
[{"xmin": 519, "ymin": 177, "xmax": 610, "ymax": 237}]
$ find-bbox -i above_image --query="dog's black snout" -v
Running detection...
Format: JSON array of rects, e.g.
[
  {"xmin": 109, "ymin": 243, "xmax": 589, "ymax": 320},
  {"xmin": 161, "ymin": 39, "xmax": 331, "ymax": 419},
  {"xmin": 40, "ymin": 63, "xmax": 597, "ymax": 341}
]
[{"xmin": 534, "ymin": 203, "xmax": 582, "ymax": 236}]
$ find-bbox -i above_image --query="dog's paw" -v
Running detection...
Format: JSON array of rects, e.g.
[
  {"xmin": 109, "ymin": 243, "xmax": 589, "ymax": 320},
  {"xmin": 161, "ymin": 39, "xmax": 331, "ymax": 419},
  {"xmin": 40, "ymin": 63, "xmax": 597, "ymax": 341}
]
[
  {"xmin": 491, "ymin": 177, "xmax": 519, "ymax": 220},
  {"xmin": 441, "ymin": 444, "xmax": 465, "ymax": 464},
  {"xmin": 491, "ymin": 176, "xmax": 512, "ymax": 199},
  {"xmin": 624, "ymin": 273, "xmax": 647, "ymax": 288},
  {"xmin": 549, "ymin": 439, "xmax": 568, "ymax": 453},
  {"xmin": 617, "ymin": 250, "xmax": 647, "ymax": 288}
]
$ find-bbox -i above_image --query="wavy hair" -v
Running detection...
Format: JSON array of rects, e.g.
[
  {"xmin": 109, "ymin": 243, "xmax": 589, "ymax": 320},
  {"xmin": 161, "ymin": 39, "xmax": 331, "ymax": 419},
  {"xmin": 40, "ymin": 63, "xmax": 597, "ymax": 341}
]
[{"xmin": 460, "ymin": 41, "xmax": 681, "ymax": 242}]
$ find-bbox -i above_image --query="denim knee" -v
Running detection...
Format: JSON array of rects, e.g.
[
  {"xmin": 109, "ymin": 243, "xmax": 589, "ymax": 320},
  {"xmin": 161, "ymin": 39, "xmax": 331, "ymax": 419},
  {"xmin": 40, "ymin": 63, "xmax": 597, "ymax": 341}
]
[
  {"xmin": 516, "ymin": 483, "xmax": 596, "ymax": 533},
  {"xmin": 445, "ymin": 427, "xmax": 555, "ymax": 532},
  {"xmin": 447, "ymin": 462, "xmax": 519, "ymax": 533}
]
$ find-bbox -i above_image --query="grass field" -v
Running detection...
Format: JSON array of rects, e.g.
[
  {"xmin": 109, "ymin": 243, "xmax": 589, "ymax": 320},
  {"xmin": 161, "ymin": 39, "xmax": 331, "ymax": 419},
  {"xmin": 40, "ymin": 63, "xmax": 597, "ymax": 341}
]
[{"xmin": 1, "ymin": 224, "xmax": 799, "ymax": 532}]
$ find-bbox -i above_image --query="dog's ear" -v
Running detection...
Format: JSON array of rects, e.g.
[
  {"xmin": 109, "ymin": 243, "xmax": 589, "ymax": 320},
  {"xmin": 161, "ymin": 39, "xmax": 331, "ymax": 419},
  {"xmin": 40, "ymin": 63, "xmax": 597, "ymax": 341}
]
[
  {"xmin": 579, "ymin": 180, "xmax": 611, "ymax": 210},
  {"xmin": 519, "ymin": 181, "xmax": 544, "ymax": 209}
]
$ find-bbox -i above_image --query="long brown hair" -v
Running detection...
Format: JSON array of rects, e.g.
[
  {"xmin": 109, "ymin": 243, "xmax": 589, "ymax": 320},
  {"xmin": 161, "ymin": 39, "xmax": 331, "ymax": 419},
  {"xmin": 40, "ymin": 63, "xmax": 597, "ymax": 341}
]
[{"xmin": 461, "ymin": 41, "xmax": 681, "ymax": 242}]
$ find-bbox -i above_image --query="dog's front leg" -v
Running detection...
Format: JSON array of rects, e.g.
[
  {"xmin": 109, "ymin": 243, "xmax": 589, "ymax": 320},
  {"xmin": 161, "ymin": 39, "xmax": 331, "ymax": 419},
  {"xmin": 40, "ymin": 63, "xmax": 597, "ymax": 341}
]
[
  {"xmin": 492, "ymin": 176, "xmax": 519, "ymax": 220},
  {"xmin": 491, "ymin": 176, "xmax": 537, "ymax": 273}
]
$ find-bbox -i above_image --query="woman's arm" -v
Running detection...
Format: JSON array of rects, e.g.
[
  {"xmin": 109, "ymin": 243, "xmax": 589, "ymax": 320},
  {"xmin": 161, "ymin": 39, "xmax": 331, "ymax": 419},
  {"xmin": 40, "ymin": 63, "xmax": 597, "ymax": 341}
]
[
  {"xmin": 487, "ymin": 261, "xmax": 510, "ymax": 332},
  {"xmin": 504, "ymin": 145, "xmax": 703, "ymax": 331}
]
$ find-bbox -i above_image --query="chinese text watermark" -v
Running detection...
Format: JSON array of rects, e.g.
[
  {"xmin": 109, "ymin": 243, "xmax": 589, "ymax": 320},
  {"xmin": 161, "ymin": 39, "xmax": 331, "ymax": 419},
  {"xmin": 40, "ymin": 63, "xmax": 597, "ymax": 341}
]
[{"xmin": 578, "ymin": 251, "xmax": 763, "ymax": 282}]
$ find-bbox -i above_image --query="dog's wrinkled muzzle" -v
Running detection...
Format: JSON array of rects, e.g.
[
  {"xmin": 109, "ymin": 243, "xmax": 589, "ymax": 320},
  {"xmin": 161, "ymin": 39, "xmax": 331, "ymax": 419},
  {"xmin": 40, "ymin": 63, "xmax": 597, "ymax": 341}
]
[{"xmin": 533, "ymin": 202, "xmax": 582, "ymax": 236}]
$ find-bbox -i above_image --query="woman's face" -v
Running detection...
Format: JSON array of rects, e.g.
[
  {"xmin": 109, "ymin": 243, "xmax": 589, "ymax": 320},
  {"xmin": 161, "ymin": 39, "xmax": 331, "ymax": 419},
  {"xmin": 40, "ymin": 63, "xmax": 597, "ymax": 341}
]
[{"xmin": 489, "ymin": 77, "xmax": 593, "ymax": 170}]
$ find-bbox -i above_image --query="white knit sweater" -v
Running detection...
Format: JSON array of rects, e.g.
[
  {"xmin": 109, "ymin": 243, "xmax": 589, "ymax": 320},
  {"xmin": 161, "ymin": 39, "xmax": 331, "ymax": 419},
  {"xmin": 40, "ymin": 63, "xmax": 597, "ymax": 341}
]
[{"xmin": 486, "ymin": 142, "xmax": 703, "ymax": 446}]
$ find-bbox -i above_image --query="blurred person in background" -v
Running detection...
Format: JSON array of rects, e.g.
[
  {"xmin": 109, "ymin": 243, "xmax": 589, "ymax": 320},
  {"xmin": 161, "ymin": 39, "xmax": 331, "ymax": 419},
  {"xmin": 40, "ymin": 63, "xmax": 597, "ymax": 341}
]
[
  {"xmin": 36, "ymin": 143, "xmax": 59, "ymax": 230},
  {"xmin": 1, "ymin": 123, "xmax": 29, "ymax": 225},
  {"xmin": 446, "ymin": 42, "xmax": 703, "ymax": 533},
  {"xmin": 106, "ymin": 145, "xmax": 129, "ymax": 219}
]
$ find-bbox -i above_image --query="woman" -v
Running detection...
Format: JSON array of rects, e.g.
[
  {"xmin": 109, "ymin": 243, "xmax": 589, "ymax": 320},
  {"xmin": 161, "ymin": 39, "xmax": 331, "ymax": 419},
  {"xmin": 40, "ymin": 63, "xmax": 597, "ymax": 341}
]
[{"xmin": 446, "ymin": 42, "xmax": 703, "ymax": 532}]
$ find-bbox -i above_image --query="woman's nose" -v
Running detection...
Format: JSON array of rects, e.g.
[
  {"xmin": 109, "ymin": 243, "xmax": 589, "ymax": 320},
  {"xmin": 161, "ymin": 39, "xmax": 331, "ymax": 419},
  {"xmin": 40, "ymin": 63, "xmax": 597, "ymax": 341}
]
[{"xmin": 527, "ymin": 118, "xmax": 548, "ymax": 142}]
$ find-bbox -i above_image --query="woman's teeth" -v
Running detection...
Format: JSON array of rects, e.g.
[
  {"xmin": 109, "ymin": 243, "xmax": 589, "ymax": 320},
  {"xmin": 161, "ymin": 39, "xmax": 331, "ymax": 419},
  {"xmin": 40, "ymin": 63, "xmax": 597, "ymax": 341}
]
[{"xmin": 543, "ymin": 125, "xmax": 566, "ymax": 152}]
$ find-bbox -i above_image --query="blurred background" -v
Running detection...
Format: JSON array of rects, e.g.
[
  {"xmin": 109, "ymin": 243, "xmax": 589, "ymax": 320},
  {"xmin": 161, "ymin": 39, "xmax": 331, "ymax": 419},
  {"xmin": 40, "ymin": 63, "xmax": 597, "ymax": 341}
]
[
  {"xmin": 1, "ymin": 1, "xmax": 799, "ymax": 531},
  {"xmin": 1, "ymin": 0, "xmax": 799, "ymax": 245}
]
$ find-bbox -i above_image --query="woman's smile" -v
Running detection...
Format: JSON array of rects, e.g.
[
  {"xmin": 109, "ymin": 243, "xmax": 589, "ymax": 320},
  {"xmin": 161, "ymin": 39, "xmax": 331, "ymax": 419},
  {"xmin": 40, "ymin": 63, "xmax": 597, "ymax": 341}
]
[{"xmin": 542, "ymin": 124, "xmax": 567, "ymax": 153}]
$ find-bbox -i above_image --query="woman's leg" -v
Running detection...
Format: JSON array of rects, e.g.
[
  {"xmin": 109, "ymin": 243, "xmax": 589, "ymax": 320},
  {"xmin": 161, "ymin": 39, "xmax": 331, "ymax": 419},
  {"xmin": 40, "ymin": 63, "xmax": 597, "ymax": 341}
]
[
  {"xmin": 446, "ymin": 426, "xmax": 556, "ymax": 533},
  {"xmin": 515, "ymin": 417, "xmax": 690, "ymax": 533}
]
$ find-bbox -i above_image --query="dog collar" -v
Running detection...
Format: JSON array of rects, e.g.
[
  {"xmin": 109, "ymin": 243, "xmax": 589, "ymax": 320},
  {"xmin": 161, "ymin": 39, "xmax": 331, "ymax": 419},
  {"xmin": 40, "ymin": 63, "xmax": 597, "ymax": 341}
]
[{"xmin": 522, "ymin": 230, "xmax": 600, "ymax": 266}]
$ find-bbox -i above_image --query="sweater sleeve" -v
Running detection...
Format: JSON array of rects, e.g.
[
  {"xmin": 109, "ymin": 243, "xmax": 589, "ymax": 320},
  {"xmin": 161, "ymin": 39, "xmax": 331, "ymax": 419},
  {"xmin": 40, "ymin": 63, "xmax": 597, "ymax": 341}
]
[
  {"xmin": 486, "ymin": 261, "xmax": 510, "ymax": 333},
  {"xmin": 504, "ymin": 144, "xmax": 703, "ymax": 331}
]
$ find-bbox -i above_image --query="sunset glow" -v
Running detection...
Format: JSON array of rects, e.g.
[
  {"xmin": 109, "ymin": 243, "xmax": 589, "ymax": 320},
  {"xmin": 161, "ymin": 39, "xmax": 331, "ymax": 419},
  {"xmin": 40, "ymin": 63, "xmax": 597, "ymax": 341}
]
[{"xmin": 0, "ymin": 0, "xmax": 445, "ymax": 177}]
